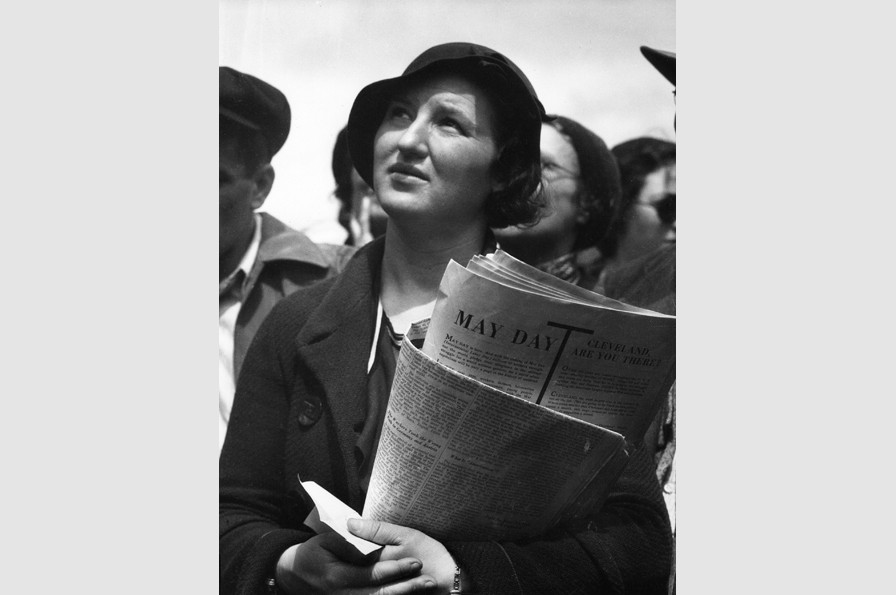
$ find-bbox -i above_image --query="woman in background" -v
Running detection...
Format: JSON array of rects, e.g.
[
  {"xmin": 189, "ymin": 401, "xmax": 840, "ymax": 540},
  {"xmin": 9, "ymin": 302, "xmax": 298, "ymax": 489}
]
[
  {"xmin": 331, "ymin": 124, "xmax": 389, "ymax": 246},
  {"xmin": 599, "ymin": 137, "xmax": 677, "ymax": 563},
  {"xmin": 493, "ymin": 115, "xmax": 621, "ymax": 289},
  {"xmin": 593, "ymin": 137, "xmax": 676, "ymax": 303}
]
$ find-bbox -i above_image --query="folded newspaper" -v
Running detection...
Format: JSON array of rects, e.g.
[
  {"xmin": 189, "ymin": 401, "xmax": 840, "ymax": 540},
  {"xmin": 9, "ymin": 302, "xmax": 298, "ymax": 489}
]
[
  {"xmin": 301, "ymin": 250, "xmax": 675, "ymax": 546},
  {"xmin": 348, "ymin": 250, "xmax": 676, "ymax": 542}
]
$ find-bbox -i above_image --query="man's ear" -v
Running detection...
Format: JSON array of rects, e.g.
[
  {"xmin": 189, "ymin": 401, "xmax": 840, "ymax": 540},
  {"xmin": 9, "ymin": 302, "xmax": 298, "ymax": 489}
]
[{"xmin": 249, "ymin": 164, "xmax": 275, "ymax": 210}]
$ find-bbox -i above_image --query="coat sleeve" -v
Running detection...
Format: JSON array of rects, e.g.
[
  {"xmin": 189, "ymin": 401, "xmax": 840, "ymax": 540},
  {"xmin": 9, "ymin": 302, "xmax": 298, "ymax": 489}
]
[
  {"xmin": 220, "ymin": 300, "xmax": 315, "ymax": 595},
  {"xmin": 445, "ymin": 443, "xmax": 673, "ymax": 594}
]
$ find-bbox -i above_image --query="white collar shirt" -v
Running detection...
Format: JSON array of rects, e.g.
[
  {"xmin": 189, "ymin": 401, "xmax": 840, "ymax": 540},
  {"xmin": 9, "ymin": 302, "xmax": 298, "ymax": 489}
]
[{"xmin": 219, "ymin": 214, "xmax": 262, "ymax": 455}]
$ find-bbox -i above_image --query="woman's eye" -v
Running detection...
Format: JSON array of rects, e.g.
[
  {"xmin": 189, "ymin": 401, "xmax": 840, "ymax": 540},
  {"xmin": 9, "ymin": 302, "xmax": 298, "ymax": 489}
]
[
  {"xmin": 386, "ymin": 105, "xmax": 412, "ymax": 121},
  {"xmin": 440, "ymin": 118, "xmax": 464, "ymax": 132}
]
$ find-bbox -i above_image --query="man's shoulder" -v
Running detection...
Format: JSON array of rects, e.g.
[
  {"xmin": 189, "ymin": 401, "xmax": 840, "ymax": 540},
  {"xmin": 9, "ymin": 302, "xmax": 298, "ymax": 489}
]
[
  {"xmin": 275, "ymin": 237, "xmax": 379, "ymax": 309},
  {"xmin": 258, "ymin": 213, "xmax": 356, "ymax": 272},
  {"xmin": 312, "ymin": 242, "xmax": 357, "ymax": 272},
  {"xmin": 264, "ymin": 241, "xmax": 375, "ymax": 330}
]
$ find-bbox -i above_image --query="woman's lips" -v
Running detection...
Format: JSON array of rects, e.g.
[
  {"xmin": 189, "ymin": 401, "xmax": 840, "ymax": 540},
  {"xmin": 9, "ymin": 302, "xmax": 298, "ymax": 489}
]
[{"xmin": 387, "ymin": 163, "xmax": 429, "ymax": 182}]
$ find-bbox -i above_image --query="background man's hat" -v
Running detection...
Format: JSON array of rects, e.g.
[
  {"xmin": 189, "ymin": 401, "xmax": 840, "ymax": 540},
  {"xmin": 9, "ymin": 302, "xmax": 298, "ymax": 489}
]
[
  {"xmin": 219, "ymin": 66, "xmax": 291, "ymax": 157},
  {"xmin": 640, "ymin": 46, "xmax": 675, "ymax": 86}
]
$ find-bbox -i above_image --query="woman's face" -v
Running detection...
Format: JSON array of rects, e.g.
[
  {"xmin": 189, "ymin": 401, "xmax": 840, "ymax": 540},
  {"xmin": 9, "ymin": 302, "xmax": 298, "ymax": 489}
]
[
  {"xmin": 494, "ymin": 124, "xmax": 583, "ymax": 252},
  {"xmin": 621, "ymin": 163, "xmax": 676, "ymax": 257},
  {"xmin": 372, "ymin": 73, "xmax": 499, "ymax": 229}
]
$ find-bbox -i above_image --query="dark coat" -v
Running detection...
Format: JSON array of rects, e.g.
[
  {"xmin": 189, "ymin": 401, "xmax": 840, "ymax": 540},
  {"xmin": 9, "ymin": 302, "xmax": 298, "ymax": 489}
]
[
  {"xmin": 220, "ymin": 237, "xmax": 672, "ymax": 595},
  {"xmin": 601, "ymin": 244, "xmax": 676, "ymax": 317}
]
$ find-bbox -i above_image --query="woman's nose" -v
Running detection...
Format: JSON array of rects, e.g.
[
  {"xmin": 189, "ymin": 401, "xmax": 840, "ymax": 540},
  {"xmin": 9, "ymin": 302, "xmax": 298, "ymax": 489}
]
[{"xmin": 396, "ymin": 119, "xmax": 428, "ymax": 157}]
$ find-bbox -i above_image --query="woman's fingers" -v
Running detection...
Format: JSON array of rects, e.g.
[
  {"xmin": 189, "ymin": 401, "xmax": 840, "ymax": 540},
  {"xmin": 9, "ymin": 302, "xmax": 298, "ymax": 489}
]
[
  {"xmin": 354, "ymin": 574, "xmax": 437, "ymax": 595},
  {"xmin": 310, "ymin": 532, "xmax": 432, "ymax": 592},
  {"xmin": 316, "ymin": 531, "xmax": 373, "ymax": 565},
  {"xmin": 348, "ymin": 518, "xmax": 410, "ymax": 545},
  {"xmin": 346, "ymin": 518, "xmax": 456, "ymax": 590},
  {"xmin": 367, "ymin": 558, "xmax": 423, "ymax": 585},
  {"xmin": 334, "ymin": 557, "xmax": 436, "ymax": 593}
]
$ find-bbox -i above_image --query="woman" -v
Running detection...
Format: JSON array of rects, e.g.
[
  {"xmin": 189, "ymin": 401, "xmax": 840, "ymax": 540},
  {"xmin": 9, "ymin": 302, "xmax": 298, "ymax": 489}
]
[
  {"xmin": 593, "ymin": 137, "xmax": 676, "ymax": 299},
  {"xmin": 598, "ymin": 138, "xmax": 677, "ymax": 540},
  {"xmin": 331, "ymin": 124, "xmax": 388, "ymax": 246},
  {"xmin": 493, "ymin": 115, "xmax": 621, "ymax": 289},
  {"xmin": 220, "ymin": 43, "xmax": 672, "ymax": 595}
]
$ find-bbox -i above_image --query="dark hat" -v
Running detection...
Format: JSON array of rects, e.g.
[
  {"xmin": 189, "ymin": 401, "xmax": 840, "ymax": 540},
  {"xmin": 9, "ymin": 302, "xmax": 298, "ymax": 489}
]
[
  {"xmin": 346, "ymin": 42, "xmax": 547, "ymax": 187},
  {"xmin": 549, "ymin": 115, "xmax": 621, "ymax": 249},
  {"xmin": 640, "ymin": 46, "xmax": 676, "ymax": 86},
  {"xmin": 219, "ymin": 66, "xmax": 291, "ymax": 157}
]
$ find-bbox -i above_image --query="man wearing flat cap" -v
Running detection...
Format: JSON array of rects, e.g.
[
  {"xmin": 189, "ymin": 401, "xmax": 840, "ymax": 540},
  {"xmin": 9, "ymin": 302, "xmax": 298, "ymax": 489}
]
[{"xmin": 219, "ymin": 66, "xmax": 354, "ymax": 454}]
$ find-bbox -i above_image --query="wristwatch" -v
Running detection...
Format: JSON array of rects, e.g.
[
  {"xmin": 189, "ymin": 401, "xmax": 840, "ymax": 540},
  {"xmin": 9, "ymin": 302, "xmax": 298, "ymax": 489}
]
[{"xmin": 449, "ymin": 565, "xmax": 463, "ymax": 594}]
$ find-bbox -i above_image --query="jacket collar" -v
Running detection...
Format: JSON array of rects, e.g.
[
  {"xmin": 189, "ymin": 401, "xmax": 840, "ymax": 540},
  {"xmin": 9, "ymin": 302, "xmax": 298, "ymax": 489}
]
[
  {"xmin": 293, "ymin": 236, "xmax": 384, "ymax": 346},
  {"xmin": 256, "ymin": 212, "xmax": 335, "ymax": 269}
]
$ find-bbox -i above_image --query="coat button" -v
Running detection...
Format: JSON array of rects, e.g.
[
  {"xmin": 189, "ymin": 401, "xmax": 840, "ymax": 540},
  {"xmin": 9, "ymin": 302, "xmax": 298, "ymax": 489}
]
[{"xmin": 297, "ymin": 396, "xmax": 322, "ymax": 427}]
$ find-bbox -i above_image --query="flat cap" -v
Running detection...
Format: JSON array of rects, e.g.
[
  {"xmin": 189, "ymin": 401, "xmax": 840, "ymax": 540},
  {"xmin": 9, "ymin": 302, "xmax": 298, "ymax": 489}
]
[
  {"xmin": 219, "ymin": 66, "xmax": 291, "ymax": 157},
  {"xmin": 640, "ymin": 46, "xmax": 676, "ymax": 86}
]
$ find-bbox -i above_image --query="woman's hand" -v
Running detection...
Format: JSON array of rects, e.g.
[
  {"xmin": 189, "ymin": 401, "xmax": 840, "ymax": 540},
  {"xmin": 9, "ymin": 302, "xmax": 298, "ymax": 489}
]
[
  {"xmin": 348, "ymin": 519, "xmax": 457, "ymax": 594},
  {"xmin": 275, "ymin": 531, "xmax": 437, "ymax": 594}
]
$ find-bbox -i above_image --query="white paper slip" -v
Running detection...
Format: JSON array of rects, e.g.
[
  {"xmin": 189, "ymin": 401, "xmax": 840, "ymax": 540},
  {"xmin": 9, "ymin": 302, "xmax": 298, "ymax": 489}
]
[{"xmin": 301, "ymin": 480, "xmax": 383, "ymax": 555}]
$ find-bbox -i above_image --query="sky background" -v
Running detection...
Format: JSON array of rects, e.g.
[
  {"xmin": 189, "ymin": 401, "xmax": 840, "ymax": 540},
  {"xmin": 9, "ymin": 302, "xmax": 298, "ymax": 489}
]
[{"xmin": 220, "ymin": 0, "xmax": 675, "ymax": 243}]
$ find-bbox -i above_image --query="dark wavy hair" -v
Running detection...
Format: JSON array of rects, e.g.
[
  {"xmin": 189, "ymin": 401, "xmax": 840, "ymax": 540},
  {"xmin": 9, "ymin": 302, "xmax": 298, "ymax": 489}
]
[
  {"xmin": 600, "ymin": 137, "xmax": 676, "ymax": 257},
  {"xmin": 540, "ymin": 116, "xmax": 621, "ymax": 252},
  {"xmin": 457, "ymin": 65, "xmax": 545, "ymax": 229}
]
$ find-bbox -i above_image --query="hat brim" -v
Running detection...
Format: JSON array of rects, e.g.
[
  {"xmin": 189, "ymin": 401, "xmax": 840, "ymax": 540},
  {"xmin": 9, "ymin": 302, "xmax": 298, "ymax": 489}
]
[
  {"xmin": 640, "ymin": 46, "xmax": 676, "ymax": 86},
  {"xmin": 346, "ymin": 77, "xmax": 403, "ymax": 187},
  {"xmin": 220, "ymin": 106, "xmax": 262, "ymax": 131}
]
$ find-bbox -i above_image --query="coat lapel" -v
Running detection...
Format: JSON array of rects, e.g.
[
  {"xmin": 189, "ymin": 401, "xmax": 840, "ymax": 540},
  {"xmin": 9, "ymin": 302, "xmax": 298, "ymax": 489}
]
[{"xmin": 293, "ymin": 239, "xmax": 384, "ymax": 507}]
